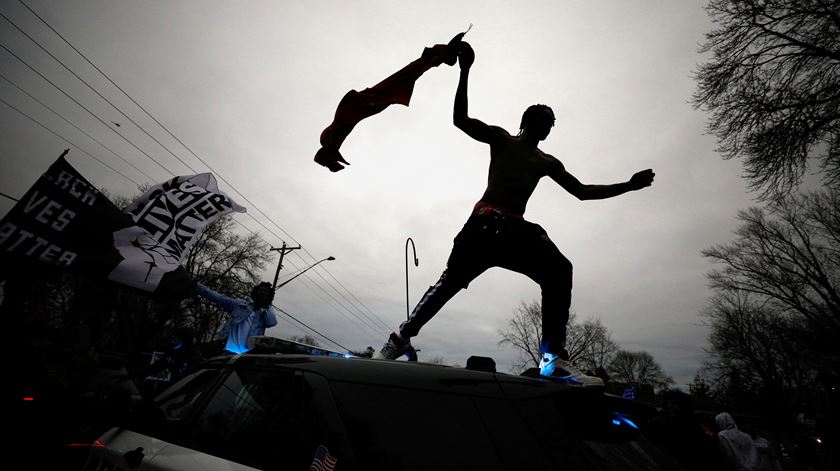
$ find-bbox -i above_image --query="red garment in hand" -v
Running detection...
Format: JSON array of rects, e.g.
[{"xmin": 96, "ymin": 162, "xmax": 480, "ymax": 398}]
[{"xmin": 314, "ymin": 33, "xmax": 465, "ymax": 172}]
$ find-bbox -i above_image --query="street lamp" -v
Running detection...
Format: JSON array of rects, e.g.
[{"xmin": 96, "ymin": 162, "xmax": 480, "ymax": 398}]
[
  {"xmin": 405, "ymin": 238, "xmax": 419, "ymax": 321},
  {"xmin": 275, "ymin": 256, "xmax": 336, "ymax": 290}
]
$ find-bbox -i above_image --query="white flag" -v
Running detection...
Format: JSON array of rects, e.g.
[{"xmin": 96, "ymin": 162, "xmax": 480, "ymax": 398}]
[{"xmin": 107, "ymin": 173, "xmax": 244, "ymax": 292}]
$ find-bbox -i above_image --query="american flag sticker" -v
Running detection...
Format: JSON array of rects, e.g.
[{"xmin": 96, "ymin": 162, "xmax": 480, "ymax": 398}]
[{"xmin": 309, "ymin": 445, "xmax": 338, "ymax": 471}]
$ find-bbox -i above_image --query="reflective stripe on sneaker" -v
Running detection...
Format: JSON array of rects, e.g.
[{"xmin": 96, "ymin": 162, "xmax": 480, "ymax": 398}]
[
  {"xmin": 540, "ymin": 354, "xmax": 605, "ymax": 388},
  {"xmin": 373, "ymin": 332, "xmax": 413, "ymax": 360}
]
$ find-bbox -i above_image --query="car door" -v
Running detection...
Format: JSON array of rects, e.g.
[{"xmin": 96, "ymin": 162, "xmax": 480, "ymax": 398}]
[
  {"xmin": 83, "ymin": 368, "xmax": 223, "ymax": 471},
  {"xmin": 146, "ymin": 366, "xmax": 352, "ymax": 470}
]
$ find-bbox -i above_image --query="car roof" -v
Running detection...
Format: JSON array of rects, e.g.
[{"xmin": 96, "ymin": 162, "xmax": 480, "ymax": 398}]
[{"xmin": 203, "ymin": 353, "xmax": 591, "ymax": 401}]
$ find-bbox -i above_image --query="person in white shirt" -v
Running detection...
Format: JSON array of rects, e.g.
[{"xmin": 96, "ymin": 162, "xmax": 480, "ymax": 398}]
[{"xmin": 195, "ymin": 282, "xmax": 277, "ymax": 354}]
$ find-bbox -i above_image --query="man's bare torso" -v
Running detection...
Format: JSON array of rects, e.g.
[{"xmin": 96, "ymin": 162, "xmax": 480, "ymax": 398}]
[{"xmin": 480, "ymin": 127, "xmax": 558, "ymax": 216}]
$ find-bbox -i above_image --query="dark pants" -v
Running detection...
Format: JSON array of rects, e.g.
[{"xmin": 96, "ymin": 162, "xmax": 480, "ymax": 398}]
[{"xmin": 399, "ymin": 211, "xmax": 573, "ymax": 355}]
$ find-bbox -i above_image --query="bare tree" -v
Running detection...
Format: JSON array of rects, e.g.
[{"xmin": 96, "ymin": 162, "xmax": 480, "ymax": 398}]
[
  {"xmin": 693, "ymin": 0, "xmax": 840, "ymax": 200},
  {"xmin": 497, "ymin": 300, "xmax": 618, "ymax": 372},
  {"xmin": 289, "ymin": 334, "xmax": 321, "ymax": 347},
  {"xmin": 700, "ymin": 189, "xmax": 840, "ymax": 412},
  {"xmin": 608, "ymin": 350, "xmax": 674, "ymax": 390},
  {"xmin": 498, "ymin": 301, "xmax": 544, "ymax": 371},
  {"xmin": 425, "ymin": 356, "xmax": 447, "ymax": 365},
  {"xmin": 702, "ymin": 289, "xmax": 819, "ymax": 412},
  {"xmin": 702, "ymin": 188, "xmax": 840, "ymax": 359},
  {"xmin": 568, "ymin": 317, "xmax": 619, "ymax": 373},
  {"xmin": 349, "ymin": 346, "xmax": 375, "ymax": 358}
]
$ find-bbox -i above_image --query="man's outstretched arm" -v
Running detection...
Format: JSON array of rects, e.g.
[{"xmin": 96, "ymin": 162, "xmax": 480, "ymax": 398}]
[
  {"xmin": 195, "ymin": 283, "xmax": 240, "ymax": 313},
  {"xmin": 549, "ymin": 160, "xmax": 655, "ymax": 200},
  {"xmin": 453, "ymin": 42, "xmax": 501, "ymax": 144}
]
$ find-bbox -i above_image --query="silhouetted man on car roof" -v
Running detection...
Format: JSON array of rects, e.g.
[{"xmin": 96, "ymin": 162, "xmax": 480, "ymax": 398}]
[{"xmin": 374, "ymin": 40, "xmax": 655, "ymax": 387}]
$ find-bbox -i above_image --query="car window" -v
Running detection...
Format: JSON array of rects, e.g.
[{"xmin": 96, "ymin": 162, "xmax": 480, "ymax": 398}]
[
  {"xmin": 330, "ymin": 381, "xmax": 504, "ymax": 471},
  {"xmin": 511, "ymin": 393, "xmax": 678, "ymax": 470},
  {"xmin": 126, "ymin": 368, "xmax": 220, "ymax": 441},
  {"xmin": 186, "ymin": 368, "xmax": 346, "ymax": 470},
  {"xmin": 154, "ymin": 368, "xmax": 219, "ymax": 421}
]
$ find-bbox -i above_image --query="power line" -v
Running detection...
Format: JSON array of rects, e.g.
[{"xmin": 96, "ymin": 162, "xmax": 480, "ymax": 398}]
[
  {"xmin": 300, "ymin": 259, "xmax": 393, "ymax": 332},
  {"xmin": 0, "ymin": 191, "xmax": 20, "ymax": 202},
  {"xmin": 0, "ymin": 72, "xmax": 157, "ymax": 182},
  {"xmin": 0, "ymin": 41, "xmax": 174, "ymax": 177},
  {"xmin": 231, "ymin": 218, "xmax": 386, "ymax": 342},
  {"xmin": 0, "ymin": 10, "xmax": 197, "ymax": 175},
  {"xmin": 277, "ymin": 307, "xmax": 350, "ymax": 352},
  {"xmin": 13, "ymin": 1, "xmax": 393, "ymax": 332},
  {"xmin": 0, "ymin": 97, "xmax": 141, "ymax": 185},
  {"xmin": 282, "ymin": 255, "xmax": 387, "ymax": 336},
  {"xmin": 229, "ymin": 213, "xmax": 387, "ymax": 339}
]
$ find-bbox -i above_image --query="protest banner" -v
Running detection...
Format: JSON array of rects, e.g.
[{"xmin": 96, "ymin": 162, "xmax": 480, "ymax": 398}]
[
  {"xmin": 0, "ymin": 151, "xmax": 190, "ymax": 296},
  {"xmin": 123, "ymin": 173, "xmax": 245, "ymax": 265}
]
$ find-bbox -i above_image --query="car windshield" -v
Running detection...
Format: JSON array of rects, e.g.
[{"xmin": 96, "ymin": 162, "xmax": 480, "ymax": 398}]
[{"xmin": 154, "ymin": 368, "xmax": 219, "ymax": 421}]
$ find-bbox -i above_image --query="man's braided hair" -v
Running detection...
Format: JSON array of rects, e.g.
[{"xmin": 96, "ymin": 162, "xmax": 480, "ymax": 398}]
[{"xmin": 519, "ymin": 104, "xmax": 555, "ymax": 134}]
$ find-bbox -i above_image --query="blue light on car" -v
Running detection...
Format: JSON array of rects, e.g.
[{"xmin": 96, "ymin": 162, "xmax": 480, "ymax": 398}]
[
  {"xmin": 611, "ymin": 413, "xmax": 640, "ymax": 430},
  {"xmin": 227, "ymin": 345, "xmax": 249, "ymax": 354},
  {"xmin": 343, "ymin": 353, "xmax": 353, "ymax": 359},
  {"xmin": 622, "ymin": 417, "xmax": 639, "ymax": 430}
]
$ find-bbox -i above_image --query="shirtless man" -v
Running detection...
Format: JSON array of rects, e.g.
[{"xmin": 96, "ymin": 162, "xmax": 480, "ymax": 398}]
[{"xmin": 374, "ymin": 42, "xmax": 655, "ymax": 386}]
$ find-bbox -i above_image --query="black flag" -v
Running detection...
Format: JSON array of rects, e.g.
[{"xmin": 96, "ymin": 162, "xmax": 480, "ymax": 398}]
[{"xmin": 0, "ymin": 151, "xmax": 190, "ymax": 297}]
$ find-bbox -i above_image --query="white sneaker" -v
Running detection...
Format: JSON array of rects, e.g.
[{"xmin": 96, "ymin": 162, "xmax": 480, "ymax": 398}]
[
  {"xmin": 373, "ymin": 332, "xmax": 413, "ymax": 360},
  {"xmin": 540, "ymin": 353, "xmax": 605, "ymax": 389}
]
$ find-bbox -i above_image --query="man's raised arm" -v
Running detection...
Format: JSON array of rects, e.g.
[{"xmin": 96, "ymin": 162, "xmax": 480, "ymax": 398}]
[
  {"xmin": 549, "ymin": 159, "xmax": 655, "ymax": 200},
  {"xmin": 195, "ymin": 283, "xmax": 240, "ymax": 313},
  {"xmin": 453, "ymin": 42, "xmax": 500, "ymax": 144}
]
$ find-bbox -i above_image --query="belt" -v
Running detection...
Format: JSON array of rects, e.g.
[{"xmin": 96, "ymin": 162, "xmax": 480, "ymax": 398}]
[{"xmin": 472, "ymin": 200, "xmax": 524, "ymax": 219}]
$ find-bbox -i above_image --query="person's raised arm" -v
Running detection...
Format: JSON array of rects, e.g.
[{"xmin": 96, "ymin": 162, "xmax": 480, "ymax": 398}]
[
  {"xmin": 548, "ymin": 158, "xmax": 655, "ymax": 200},
  {"xmin": 453, "ymin": 42, "xmax": 501, "ymax": 144},
  {"xmin": 195, "ymin": 283, "xmax": 240, "ymax": 313}
]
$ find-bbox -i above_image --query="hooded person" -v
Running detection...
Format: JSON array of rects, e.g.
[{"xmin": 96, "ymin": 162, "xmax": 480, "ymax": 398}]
[
  {"xmin": 195, "ymin": 282, "xmax": 278, "ymax": 354},
  {"xmin": 715, "ymin": 412, "xmax": 759, "ymax": 471}
]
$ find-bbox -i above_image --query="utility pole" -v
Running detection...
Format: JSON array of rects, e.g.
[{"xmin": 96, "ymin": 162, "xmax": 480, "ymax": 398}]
[{"xmin": 270, "ymin": 242, "xmax": 301, "ymax": 290}]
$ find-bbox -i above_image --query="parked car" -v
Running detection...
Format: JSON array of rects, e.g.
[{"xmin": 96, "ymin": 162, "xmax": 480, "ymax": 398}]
[{"xmin": 82, "ymin": 336, "xmax": 681, "ymax": 470}]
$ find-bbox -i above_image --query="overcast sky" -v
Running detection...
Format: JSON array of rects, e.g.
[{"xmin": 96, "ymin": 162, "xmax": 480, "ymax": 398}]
[{"xmin": 0, "ymin": 0, "xmax": 759, "ymax": 387}]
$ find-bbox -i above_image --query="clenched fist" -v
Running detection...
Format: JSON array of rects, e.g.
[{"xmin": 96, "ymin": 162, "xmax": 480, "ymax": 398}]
[{"xmin": 629, "ymin": 169, "xmax": 655, "ymax": 190}]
